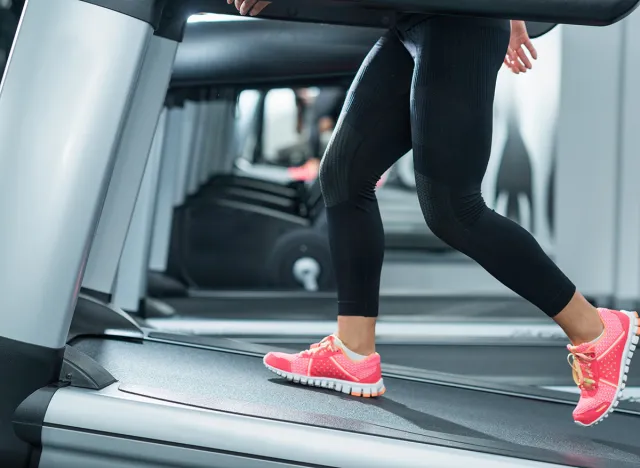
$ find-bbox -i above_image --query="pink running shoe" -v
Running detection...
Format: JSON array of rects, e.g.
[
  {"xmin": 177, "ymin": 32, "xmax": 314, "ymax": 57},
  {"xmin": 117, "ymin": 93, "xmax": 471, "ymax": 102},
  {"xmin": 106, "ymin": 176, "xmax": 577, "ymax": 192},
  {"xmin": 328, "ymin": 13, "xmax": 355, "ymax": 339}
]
[
  {"xmin": 263, "ymin": 335, "xmax": 386, "ymax": 397},
  {"xmin": 567, "ymin": 308, "xmax": 640, "ymax": 426}
]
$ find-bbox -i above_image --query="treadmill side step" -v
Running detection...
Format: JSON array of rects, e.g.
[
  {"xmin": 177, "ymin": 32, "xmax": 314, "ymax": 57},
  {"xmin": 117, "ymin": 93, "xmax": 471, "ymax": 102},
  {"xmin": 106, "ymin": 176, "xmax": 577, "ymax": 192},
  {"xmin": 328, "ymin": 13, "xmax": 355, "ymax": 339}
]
[{"xmin": 39, "ymin": 384, "xmax": 564, "ymax": 468}]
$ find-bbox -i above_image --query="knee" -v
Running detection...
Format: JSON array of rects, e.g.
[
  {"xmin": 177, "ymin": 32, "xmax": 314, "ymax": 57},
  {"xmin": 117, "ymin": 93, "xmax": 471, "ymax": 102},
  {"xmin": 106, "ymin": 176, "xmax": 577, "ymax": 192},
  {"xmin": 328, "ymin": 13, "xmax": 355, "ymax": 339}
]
[
  {"xmin": 318, "ymin": 150, "xmax": 344, "ymax": 207},
  {"xmin": 319, "ymin": 143, "xmax": 374, "ymax": 208},
  {"xmin": 415, "ymin": 173, "xmax": 487, "ymax": 243}
]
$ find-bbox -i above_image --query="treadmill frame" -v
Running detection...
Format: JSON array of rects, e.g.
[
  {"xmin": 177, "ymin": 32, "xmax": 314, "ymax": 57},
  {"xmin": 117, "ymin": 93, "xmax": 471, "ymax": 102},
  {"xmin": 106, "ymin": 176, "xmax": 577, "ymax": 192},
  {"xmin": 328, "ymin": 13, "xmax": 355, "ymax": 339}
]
[{"xmin": 0, "ymin": 0, "xmax": 639, "ymax": 466}]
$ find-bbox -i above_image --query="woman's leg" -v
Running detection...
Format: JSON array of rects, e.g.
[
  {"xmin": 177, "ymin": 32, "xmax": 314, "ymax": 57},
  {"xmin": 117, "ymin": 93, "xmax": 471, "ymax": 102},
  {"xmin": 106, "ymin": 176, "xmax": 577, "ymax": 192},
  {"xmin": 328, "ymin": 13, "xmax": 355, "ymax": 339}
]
[
  {"xmin": 407, "ymin": 16, "xmax": 638, "ymax": 425},
  {"xmin": 405, "ymin": 16, "xmax": 598, "ymax": 340},
  {"xmin": 319, "ymin": 32, "xmax": 414, "ymax": 356},
  {"xmin": 263, "ymin": 31, "xmax": 414, "ymax": 397}
]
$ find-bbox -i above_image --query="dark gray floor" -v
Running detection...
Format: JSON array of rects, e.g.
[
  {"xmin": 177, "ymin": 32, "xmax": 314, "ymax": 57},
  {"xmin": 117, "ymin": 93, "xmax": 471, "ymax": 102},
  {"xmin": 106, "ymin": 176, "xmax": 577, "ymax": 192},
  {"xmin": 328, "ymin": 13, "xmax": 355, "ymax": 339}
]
[
  {"xmin": 163, "ymin": 295, "xmax": 546, "ymax": 322},
  {"xmin": 74, "ymin": 337, "xmax": 640, "ymax": 468}
]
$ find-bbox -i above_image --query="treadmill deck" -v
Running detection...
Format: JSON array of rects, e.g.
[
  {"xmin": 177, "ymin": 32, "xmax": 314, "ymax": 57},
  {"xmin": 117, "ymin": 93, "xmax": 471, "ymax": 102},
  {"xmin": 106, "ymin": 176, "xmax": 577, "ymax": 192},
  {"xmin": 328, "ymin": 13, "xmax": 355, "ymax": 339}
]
[{"xmin": 71, "ymin": 336, "xmax": 640, "ymax": 468}]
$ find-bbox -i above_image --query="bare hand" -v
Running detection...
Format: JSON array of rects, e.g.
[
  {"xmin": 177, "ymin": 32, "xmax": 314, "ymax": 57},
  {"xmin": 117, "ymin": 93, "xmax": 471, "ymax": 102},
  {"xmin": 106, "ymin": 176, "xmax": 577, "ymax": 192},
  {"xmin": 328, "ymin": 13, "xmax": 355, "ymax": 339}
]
[
  {"xmin": 504, "ymin": 21, "xmax": 538, "ymax": 74},
  {"xmin": 228, "ymin": 0, "xmax": 271, "ymax": 16}
]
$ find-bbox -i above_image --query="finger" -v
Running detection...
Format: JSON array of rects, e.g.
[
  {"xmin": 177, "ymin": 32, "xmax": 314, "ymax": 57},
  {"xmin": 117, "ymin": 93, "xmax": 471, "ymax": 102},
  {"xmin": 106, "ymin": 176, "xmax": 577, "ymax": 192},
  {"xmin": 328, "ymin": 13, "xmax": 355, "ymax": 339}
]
[
  {"xmin": 517, "ymin": 46, "xmax": 532, "ymax": 69},
  {"xmin": 227, "ymin": 0, "xmax": 233, "ymax": 4},
  {"xmin": 510, "ymin": 49, "xmax": 526, "ymax": 73},
  {"xmin": 524, "ymin": 40, "xmax": 538, "ymax": 60},
  {"xmin": 235, "ymin": 0, "xmax": 244, "ymax": 11},
  {"xmin": 240, "ymin": 0, "xmax": 258, "ymax": 15},
  {"xmin": 505, "ymin": 52, "xmax": 519, "ymax": 74},
  {"xmin": 505, "ymin": 56, "xmax": 517, "ymax": 73},
  {"xmin": 250, "ymin": 1, "xmax": 271, "ymax": 15}
]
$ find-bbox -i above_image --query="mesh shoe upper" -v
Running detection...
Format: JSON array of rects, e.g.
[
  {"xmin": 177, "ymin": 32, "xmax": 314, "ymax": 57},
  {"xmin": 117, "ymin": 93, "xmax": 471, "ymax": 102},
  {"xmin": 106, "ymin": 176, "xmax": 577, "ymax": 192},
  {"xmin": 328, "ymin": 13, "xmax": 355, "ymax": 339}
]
[
  {"xmin": 264, "ymin": 335, "xmax": 381, "ymax": 384},
  {"xmin": 568, "ymin": 308, "xmax": 631, "ymax": 424}
]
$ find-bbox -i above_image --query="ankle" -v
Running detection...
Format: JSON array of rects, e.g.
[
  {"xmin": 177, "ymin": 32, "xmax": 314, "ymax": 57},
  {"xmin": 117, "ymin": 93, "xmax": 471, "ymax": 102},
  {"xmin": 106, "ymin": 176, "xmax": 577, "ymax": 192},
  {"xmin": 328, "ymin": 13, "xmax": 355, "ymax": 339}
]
[
  {"xmin": 335, "ymin": 335, "xmax": 375, "ymax": 356},
  {"xmin": 564, "ymin": 315, "xmax": 605, "ymax": 346},
  {"xmin": 553, "ymin": 293, "xmax": 605, "ymax": 345},
  {"xmin": 336, "ymin": 316, "xmax": 376, "ymax": 355}
]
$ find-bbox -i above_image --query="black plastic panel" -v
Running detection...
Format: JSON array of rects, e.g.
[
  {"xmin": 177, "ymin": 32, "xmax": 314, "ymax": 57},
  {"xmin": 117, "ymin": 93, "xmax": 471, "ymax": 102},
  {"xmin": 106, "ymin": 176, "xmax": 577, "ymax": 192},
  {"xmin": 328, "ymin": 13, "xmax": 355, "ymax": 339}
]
[
  {"xmin": 355, "ymin": 0, "xmax": 638, "ymax": 25},
  {"xmin": 0, "ymin": 337, "xmax": 65, "ymax": 467},
  {"xmin": 147, "ymin": 271, "xmax": 188, "ymax": 298},
  {"xmin": 60, "ymin": 346, "xmax": 117, "ymax": 390},
  {"xmin": 186, "ymin": 1, "xmax": 394, "ymax": 28},
  {"xmin": 526, "ymin": 21, "xmax": 557, "ymax": 38},
  {"xmin": 139, "ymin": 297, "xmax": 177, "ymax": 319},
  {"xmin": 186, "ymin": 0, "xmax": 637, "ymax": 26},
  {"xmin": 155, "ymin": 0, "xmax": 187, "ymax": 41},
  {"xmin": 73, "ymin": 337, "xmax": 640, "ymax": 467},
  {"xmin": 80, "ymin": 0, "xmax": 164, "ymax": 27},
  {"xmin": 13, "ymin": 386, "xmax": 60, "ymax": 446},
  {"xmin": 171, "ymin": 20, "xmax": 380, "ymax": 87},
  {"xmin": 68, "ymin": 294, "xmax": 144, "ymax": 343},
  {"xmin": 80, "ymin": 287, "xmax": 111, "ymax": 305}
]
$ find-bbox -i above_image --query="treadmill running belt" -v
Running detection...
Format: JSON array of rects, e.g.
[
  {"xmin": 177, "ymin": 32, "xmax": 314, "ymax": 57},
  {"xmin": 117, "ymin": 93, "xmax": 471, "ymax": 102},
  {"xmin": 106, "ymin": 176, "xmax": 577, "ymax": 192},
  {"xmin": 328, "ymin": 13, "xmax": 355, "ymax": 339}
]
[
  {"xmin": 72, "ymin": 337, "xmax": 640, "ymax": 468},
  {"xmin": 264, "ymin": 342, "xmax": 640, "ymax": 387}
]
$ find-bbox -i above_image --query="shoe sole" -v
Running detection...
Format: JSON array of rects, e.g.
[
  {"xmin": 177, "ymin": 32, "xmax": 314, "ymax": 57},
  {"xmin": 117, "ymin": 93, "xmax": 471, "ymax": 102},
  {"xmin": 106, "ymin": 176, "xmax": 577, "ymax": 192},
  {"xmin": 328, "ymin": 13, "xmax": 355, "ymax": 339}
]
[
  {"xmin": 263, "ymin": 359, "xmax": 386, "ymax": 398},
  {"xmin": 575, "ymin": 310, "xmax": 639, "ymax": 427}
]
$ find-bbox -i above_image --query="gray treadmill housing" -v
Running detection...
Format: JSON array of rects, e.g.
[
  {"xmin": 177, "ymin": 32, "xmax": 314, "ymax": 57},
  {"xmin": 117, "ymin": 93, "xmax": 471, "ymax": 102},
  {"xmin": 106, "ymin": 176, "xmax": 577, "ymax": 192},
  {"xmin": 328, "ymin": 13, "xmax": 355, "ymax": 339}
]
[
  {"xmin": 14, "ymin": 332, "xmax": 640, "ymax": 467},
  {"xmin": 1, "ymin": 0, "xmax": 639, "ymax": 466}
]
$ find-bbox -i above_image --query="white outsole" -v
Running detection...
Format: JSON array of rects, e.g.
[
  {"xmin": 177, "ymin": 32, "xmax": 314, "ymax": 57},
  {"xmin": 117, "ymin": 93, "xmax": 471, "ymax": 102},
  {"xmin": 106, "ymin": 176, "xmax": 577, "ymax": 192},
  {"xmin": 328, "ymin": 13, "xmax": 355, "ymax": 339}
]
[
  {"xmin": 575, "ymin": 310, "xmax": 639, "ymax": 427},
  {"xmin": 263, "ymin": 359, "xmax": 386, "ymax": 397}
]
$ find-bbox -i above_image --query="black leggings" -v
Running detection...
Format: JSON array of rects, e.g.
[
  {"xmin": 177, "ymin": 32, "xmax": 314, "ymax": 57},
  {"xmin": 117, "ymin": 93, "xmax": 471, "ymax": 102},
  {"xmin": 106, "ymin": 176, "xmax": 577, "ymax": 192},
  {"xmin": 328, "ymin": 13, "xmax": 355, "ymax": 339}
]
[{"xmin": 319, "ymin": 16, "xmax": 576, "ymax": 318}]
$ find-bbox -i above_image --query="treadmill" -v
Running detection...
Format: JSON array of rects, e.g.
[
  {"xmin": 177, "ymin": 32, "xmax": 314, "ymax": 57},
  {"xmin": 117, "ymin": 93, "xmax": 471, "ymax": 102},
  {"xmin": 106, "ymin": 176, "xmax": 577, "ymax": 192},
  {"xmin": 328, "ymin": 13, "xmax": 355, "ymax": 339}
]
[{"xmin": 1, "ymin": 1, "xmax": 640, "ymax": 467}]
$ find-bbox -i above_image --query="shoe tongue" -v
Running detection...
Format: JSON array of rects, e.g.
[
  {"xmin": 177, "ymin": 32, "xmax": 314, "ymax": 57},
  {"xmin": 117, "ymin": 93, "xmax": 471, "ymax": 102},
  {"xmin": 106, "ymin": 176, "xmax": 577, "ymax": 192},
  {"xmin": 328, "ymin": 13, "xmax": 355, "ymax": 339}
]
[
  {"xmin": 327, "ymin": 334, "xmax": 341, "ymax": 347},
  {"xmin": 568, "ymin": 341, "xmax": 594, "ymax": 354}
]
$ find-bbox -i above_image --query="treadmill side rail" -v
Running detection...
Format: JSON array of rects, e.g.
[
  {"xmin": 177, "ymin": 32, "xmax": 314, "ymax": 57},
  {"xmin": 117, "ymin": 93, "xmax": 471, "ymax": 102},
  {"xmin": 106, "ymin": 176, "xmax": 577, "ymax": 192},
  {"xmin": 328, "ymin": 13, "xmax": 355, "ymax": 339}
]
[{"xmin": 37, "ymin": 384, "xmax": 567, "ymax": 468}]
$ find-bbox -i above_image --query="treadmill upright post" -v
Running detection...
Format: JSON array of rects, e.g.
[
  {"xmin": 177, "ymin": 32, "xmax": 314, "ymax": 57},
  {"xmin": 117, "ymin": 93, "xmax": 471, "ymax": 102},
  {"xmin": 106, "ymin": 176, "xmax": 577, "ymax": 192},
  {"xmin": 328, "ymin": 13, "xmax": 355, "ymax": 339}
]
[
  {"xmin": 82, "ymin": 34, "xmax": 180, "ymax": 297},
  {"xmin": 187, "ymin": 91, "xmax": 209, "ymax": 195},
  {"xmin": 199, "ymin": 94, "xmax": 218, "ymax": 184},
  {"xmin": 174, "ymin": 98, "xmax": 199, "ymax": 206},
  {"xmin": 207, "ymin": 94, "xmax": 235, "ymax": 178},
  {"xmin": 0, "ymin": 0, "xmax": 155, "ymax": 463},
  {"xmin": 114, "ymin": 110, "xmax": 168, "ymax": 312},
  {"xmin": 149, "ymin": 101, "xmax": 185, "ymax": 273}
]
